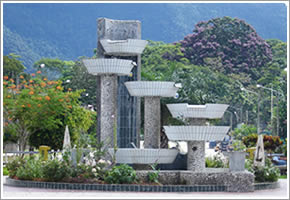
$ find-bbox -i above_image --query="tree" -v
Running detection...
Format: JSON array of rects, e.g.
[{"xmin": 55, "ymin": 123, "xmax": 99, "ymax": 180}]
[
  {"xmin": 178, "ymin": 17, "xmax": 272, "ymax": 79},
  {"xmin": 61, "ymin": 58, "xmax": 97, "ymax": 109},
  {"xmin": 3, "ymin": 71, "xmax": 95, "ymax": 150},
  {"xmin": 3, "ymin": 53, "xmax": 26, "ymax": 80},
  {"xmin": 33, "ymin": 58, "xmax": 74, "ymax": 80}
]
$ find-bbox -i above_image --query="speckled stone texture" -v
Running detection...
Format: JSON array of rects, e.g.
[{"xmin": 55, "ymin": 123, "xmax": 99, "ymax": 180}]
[
  {"xmin": 144, "ymin": 97, "xmax": 160, "ymax": 148},
  {"xmin": 97, "ymin": 75, "xmax": 118, "ymax": 159},
  {"xmin": 187, "ymin": 141, "xmax": 205, "ymax": 171},
  {"xmin": 97, "ymin": 18, "xmax": 141, "ymax": 148},
  {"xmin": 187, "ymin": 118, "xmax": 207, "ymax": 171},
  {"xmin": 135, "ymin": 169, "xmax": 254, "ymax": 192},
  {"xmin": 180, "ymin": 170, "xmax": 255, "ymax": 192},
  {"xmin": 136, "ymin": 170, "xmax": 182, "ymax": 185}
]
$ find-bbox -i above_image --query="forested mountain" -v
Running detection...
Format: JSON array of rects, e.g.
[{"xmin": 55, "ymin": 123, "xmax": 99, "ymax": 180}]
[{"xmin": 3, "ymin": 3, "xmax": 287, "ymax": 70}]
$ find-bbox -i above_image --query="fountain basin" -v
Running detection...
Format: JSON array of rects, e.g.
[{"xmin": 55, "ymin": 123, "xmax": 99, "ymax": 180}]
[
  {"xmin": 82, "ymin": 58, "xmax": 134, "ymax": 76},
  {"xmin": 125, "ymin": 81, "xmax": 179, "ymax": 97},
  {"xmin": 108, "ymin": 148, "xmax": 179, "ymax": 164},
  {"xmin": 167, "ymin": 103, "xmax": 229, "ymax": 119},
  {"xmin": 100, "ymin": 39, "xmax": 148, "ymax": 56},
  {"xmin": 163, "ymin": 126, "xmax": 230, "ymax": 141}
]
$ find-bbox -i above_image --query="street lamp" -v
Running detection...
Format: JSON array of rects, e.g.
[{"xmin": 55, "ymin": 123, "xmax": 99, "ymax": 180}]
[
  {"xmin": 256, "ymin": 84, "xmax": 284, "ymax": 136},
  {"xmin": 241, "ymin": 87, "xmax": 261, "ymax": 134}
]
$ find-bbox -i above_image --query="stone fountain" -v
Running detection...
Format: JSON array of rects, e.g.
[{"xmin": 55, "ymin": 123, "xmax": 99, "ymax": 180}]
[
  {"xmin": 108, "ymin": 81, "xmax": 180, "ymax": 165},
  {"xmin": 164, "ymin": 103, "xmax": 230, "ymax": 171}
]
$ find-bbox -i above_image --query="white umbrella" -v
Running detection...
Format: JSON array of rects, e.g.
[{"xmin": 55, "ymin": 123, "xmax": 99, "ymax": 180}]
[
  {"xmin": 63, "ymin": 125, "xmax": 71, "ymax": 150},
  {"xmin": 254, "ymin": 134, "xmax": 265, "ymax": 167}
]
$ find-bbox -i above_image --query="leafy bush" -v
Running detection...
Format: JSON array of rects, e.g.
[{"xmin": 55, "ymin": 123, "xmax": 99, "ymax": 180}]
[
  {"xmin": 70, "ymin": 163, "xmax": 95, "ymax": 179},
  {"xmin": 206, "ymin": 155, "xmax": 228, "ymax": 168},
  {"xmin": 233, "ymin": 124, "xmax": 257, "ymax": 140},
  {"xmin": 3, "ymin": 167, "xmax": 9, "ymax": 176},
  {"xmin": 231, "ymin": 140, "xmax": 246, "ymax": 151},
  {"xmin": 245, "ymin": 157, "xmax": 280, "ymax": 182},
  {"xmin": 242, "ymin": 134, "xmax": 283, "ymax": 152},
  {"xmin": 16, "ymin": 157, "xmax": 43, "ymax": 180},
  {"xmin": 42, "ymin": 159, "xmax": 72, "ymax": 182},
  {"xmin": 242, "ymin": 133, "xmax": 258, "ymax": 148},
  {"xmin": 104, "ymin": 164, "xmax": 138, "ymax": 184},
  {"xmin": 6, "ymin": 156, "xmax": 26, "ymax": 178},
  {"xmin": 147, "ymin": 164, "xmax": 160, "ymax": 183}
]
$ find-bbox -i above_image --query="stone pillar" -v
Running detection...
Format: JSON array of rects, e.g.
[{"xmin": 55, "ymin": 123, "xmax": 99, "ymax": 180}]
[
  {"xmin": 97, "ymin": 75, "xmax": 118, "ymax": 157},
  {"xmin": 97, "ymin": 18, "xmax": 141, "ymax": 148},
  {"xmin": 187, "ymin": 118, "xmax": 207, "ymax": 171},
  {"xmin": 144, "ymin": 97, "xmax": 160, "ymax": 148},
  {"xmin": 187, "ymin": 141, "xmax": 205, "ymax": 171}
]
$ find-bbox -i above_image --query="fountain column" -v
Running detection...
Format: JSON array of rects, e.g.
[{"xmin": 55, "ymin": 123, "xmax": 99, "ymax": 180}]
[
  {"xmin": 97, "ymin": 18, "xmax": 142, "ymax": 148},
  {"xmin": 144, "ymin": 97, "xmax": 161, "ymax": 148},
  {"xmin": 98, "ymin": 75, "xmax": 118, "ymax": 148},
  {"xmin": 187, "ymin": 118, "xmax": 207, "ymax": 171},
  {"xmin": 83, "ymin": 58, "xmax": 136, "ymax": 159}
]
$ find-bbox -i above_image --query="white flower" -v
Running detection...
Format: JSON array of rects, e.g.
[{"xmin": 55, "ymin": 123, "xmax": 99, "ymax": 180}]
[
  {"xmin": 57, "ymin": 154, "xmax": 63, "ymax": 161},
  {"xmin": 96, "ymin": 166, "xmax": 101, "ymax": 171},
  {"xmin": 106, "ymin": 160, "xmax": 112, "ymax": 165},
  {"xmin": 98, "ymin": 159, "xmax": 106, "ymax": 164},
  {"xmin": 92, "ymin": 168, "xmax": 96, "ymax": 173},
  {"xmin": 89, "ymin": 152, "xmax": 94, "ymax": 159}
]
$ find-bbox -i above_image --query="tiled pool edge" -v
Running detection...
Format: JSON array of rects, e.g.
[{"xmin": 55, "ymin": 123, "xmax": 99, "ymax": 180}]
[
  {"xmin": 5, "ymin": 178, "xmax": 226, "ymax": 192},
  {"xmin": 254, "ymin": 181, "xmax": 280, "ymax": 190},
  {"xmin": 5, "ymin": 178, "xmax": 280, "ymax": 192}
]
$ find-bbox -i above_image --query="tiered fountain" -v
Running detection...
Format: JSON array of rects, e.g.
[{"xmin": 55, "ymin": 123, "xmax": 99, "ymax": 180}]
[
  {"xmin": 164, "ymin": 103, "xmax": 230, "ymax": 171},
  {"xmin": 83, "ymin": 21, "xmax": 148, "ymax": 158},
  {"xmin": 86, "ymin": 18, "xmax": 255, "ymax": 192},
  {"xmin": 108, "ymin": 82, "xmax": 180, "ymax": 165}
]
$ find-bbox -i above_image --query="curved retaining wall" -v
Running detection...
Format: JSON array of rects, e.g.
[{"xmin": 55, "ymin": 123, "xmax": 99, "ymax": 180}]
[
  {"xmin": 5, "ymin": 178, "xmax": 226, "ymax": 192},
  {"xmin": 5, "ymin": 177, "xmax": 279, "ymax": 192}
]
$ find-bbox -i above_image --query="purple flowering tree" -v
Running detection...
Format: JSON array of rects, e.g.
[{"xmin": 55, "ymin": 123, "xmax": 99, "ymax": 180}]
[{"xmin": 179, "ymin": 17, "xmax": 272, "ymax": 76}]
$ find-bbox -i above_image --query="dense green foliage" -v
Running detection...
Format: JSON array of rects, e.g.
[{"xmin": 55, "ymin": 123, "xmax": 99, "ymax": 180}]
[
  {"xmin": 6, "ymin": 156, "xmax": 26, "ymax": 177},
  {"xmin": 242, "ymin": 134, "xmax": 283, "ymax": 152},
  {"xmin": 245, "ymin": 158, "xmax": 280, "ymax": 182},
  {"xmin": 104, "ymin": 164, "xmax": 138, "ymax": 184},
  {"xmin": 232, "ymin": 124, "xmax": 257, "ymax": 140},
  {"xmin": 141, "ymin": 26, "xmax": 287, "ymax": 138},
  {"xmin": 205, "ymin": 155, "xmax": 228, "ymax": 168},
  {"xmin": 147, "ymin": 164, "xmax": 160, "ymax": 183},
  {"xmin": 3, "ymin": 53, "xmax": 26, "ymax": 79},
  {"xmin": 3, "ymin": 167, "xmax": 9, "ymax": 176},
  {"xmin": 3, "ymin": 67, "xmax": 95, "ymax": 150}
]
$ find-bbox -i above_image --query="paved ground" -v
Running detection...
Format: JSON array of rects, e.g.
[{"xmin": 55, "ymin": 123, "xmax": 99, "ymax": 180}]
[{"xmin": 2, "ymin": 177, "xmax": 288, "ymax": 199}]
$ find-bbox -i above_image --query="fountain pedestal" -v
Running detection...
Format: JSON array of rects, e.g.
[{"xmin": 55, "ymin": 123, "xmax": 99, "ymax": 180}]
[
  {"xmin": 187, "ymin": 119, "xmax": 206, "ymax": 171},
  {"xmin": 98, "ymin": 75, "xmax": 118, "ymax": 149},
  {"xmin": 144, "ymin": 97, "xmax": 160, "ymax": 148}
]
